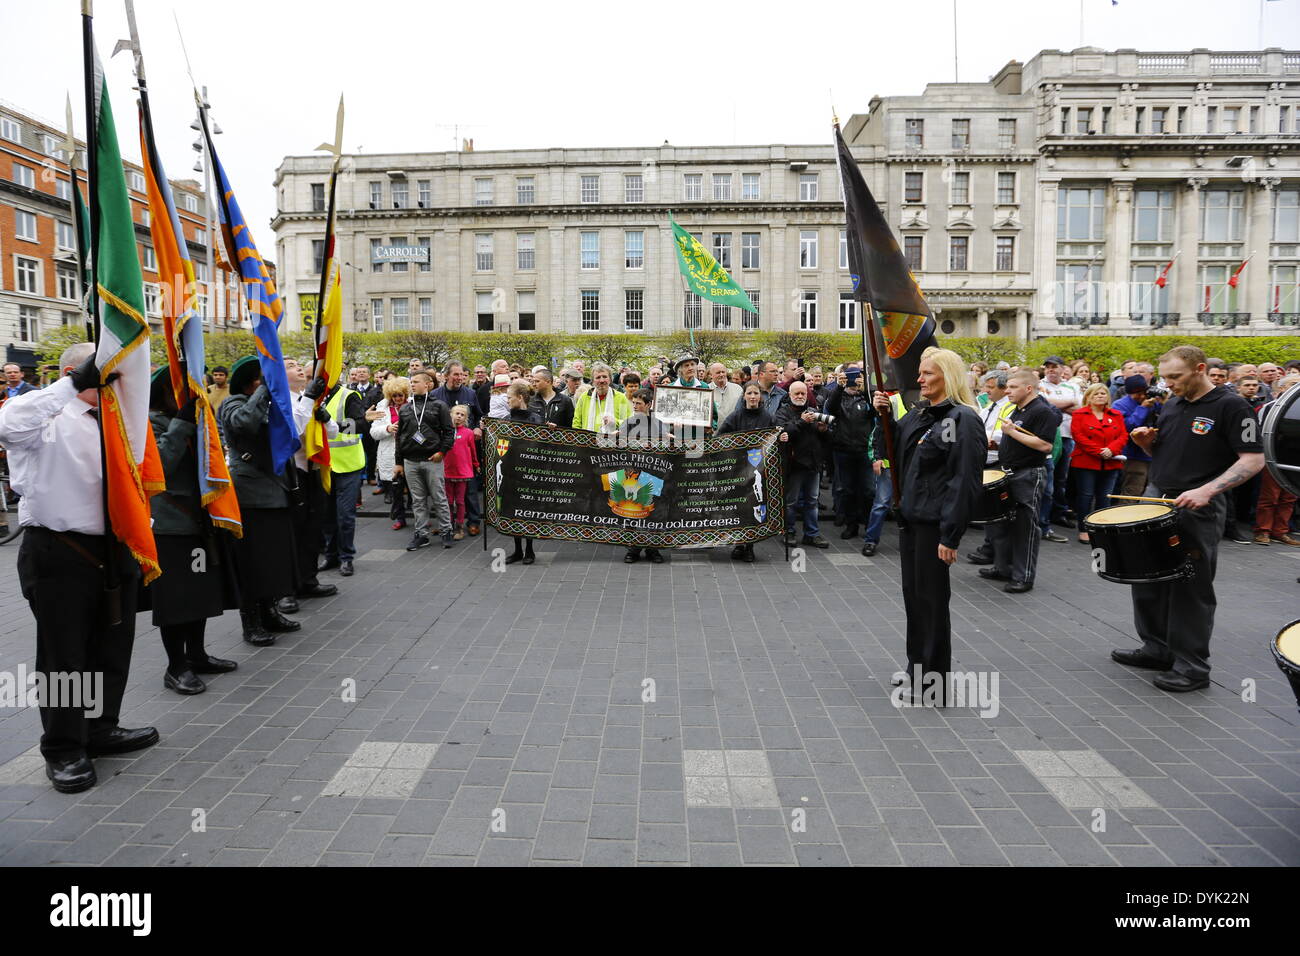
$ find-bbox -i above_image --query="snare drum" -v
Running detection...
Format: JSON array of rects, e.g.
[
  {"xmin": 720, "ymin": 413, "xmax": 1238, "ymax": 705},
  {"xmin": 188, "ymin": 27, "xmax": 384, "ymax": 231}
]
[
  {"xmin": 1271, "ymin": 620, "xmax": 1300, "ymax": 716},
  {"xmin": 970, "ymin": 468, "xmax": 1015, "ymax": 525},
  {"xmin": 1082, "ymin": 503, "xmax": 1191, "ymax": 585}
]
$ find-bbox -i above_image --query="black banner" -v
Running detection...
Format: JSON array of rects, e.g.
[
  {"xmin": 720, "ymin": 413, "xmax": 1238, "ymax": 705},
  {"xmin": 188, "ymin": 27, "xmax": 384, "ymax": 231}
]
[{"xmin": 482, "ymin": 419, "xmax": 785, "ymax": 548}]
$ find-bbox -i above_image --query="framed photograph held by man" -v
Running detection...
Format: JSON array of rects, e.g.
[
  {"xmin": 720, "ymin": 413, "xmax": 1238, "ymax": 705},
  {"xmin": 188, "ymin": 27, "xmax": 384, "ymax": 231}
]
[{"xmin": 654, "ymin": 384, "xmax": 713, "ymax": 429}]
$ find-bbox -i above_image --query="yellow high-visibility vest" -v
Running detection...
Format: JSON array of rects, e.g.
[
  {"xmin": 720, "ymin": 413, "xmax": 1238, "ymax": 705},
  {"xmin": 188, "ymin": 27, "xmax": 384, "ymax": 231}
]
[{"xmin": 325, "ymin": 386, "xmax": 366, "ymax": 474}]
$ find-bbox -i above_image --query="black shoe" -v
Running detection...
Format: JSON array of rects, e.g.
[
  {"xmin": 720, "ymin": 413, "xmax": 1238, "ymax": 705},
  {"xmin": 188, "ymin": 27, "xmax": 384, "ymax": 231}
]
[
  {"xmin": 861, "ymin": 541, "xmax": 877, "ymax": 557},
  {"xmin": 978, "ymin": 568, "xmax": 1013, "ymax": 582},
  {"xmin": 1053, "ymin": 516, "xmax": 1076, "ymax": 529},
  {"xmin": 965, "ymin": 551, "xmax": 993, "ymax": 565},
  {"xmin": 260, "ymin": 601, "xmax": 302, "ymax": 633},
  {"xmin": 647, "ymin": 549, "xmax": 665, "ymax": 564},
  {"xmin": 46, "ymin": 755, "xmax": 96, "ymax": 793},
  {"xmin": 1043, "ymin": 531, "xmax": 1068, "ymax": 543},
  {"xmin": 240, "ymin": 607, "xmax": 276, "ymax": 646},
  {"xmin": 840, "ymin": 526, "xmax": 859, "ymax": 539},
  {"xmin": 297, "ymin": 582, "xmax": 338, "ymax": 599},
  {"xmin": 187, "ymin": 654, "xmax": 237, "ymax": 674},
  {"xmin": 522, "ymin": 547, "xmax": 536, "ymax": 565},
  {"xmin": 339, "ymin": 558, "xmax": 354, "ymax": 577},
  {"xmin": 730, "ymin": 544, "xmax": 746, "ymax": 561},
  {"xmin": 277, "ymin": 596, "xmax": 300, "ymax": 614},
  {"xmin": 442, "ymin": 530, "xmax": 455, "ymax": 549},
  {"xmin": 1110, "ymin": 648, "xmax": 1173, "ymax": 670},
  {"xmin": 164, "ymin": 669, "xmax": 206, "ymax": 695},
  {"xmin": 505, "ymin": 550, "xmax": 524, "ymax": 565},
  {"xmin": 406, "ymin": 533, "xmax": 431, "ymax": 551},
  {"xmin": 86, "ymin": 726, "xmax": 159, "ymax": 757},
  {"xmin": 785, "ymin": 532, "xmax": 797, "ymax": 546},
  {"xmin": 1224, "ymin": 530, "xmax": 1253, "ymax": 545},
  {"xmin": 1153, "ymin": 671, "xmax": 1210, "ymax": 693},
  {"xmin": 1003, "ymin": 581, "xmax": 1033, "ymax": 593},
  {"xmin": 801, "ymin": 535, "xmax": 829, "ymax": 549},
  {"xmin": 317, "ymin": 557, "xmax": 341, "ymax": 572},
  {"xmin": 742, "ymin": 544, "xmax": 755, "ymax": 563},
  {"xmin": 832, "ymin": 515, "xmax": 845, "ymax": 527}
]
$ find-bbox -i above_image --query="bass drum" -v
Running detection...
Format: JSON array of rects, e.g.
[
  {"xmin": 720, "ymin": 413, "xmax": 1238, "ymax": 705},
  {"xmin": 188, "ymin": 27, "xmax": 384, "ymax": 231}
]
[{"xmin": 1262, "ymin": 383, "xmax": 1300, "ymax": 497}]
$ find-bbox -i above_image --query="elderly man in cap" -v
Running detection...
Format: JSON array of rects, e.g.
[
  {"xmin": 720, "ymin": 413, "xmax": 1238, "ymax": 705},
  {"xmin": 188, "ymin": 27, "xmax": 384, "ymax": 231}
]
[{"xmin": 1112, "ymin": 374, "xmax": 1162, "ymax": 497}]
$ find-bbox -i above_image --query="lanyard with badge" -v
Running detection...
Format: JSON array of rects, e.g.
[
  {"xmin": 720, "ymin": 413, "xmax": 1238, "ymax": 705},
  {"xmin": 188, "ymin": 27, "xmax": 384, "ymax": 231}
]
[{"xmin": 411, "ymin": 395, "xmax": 430, "ymax": 444}]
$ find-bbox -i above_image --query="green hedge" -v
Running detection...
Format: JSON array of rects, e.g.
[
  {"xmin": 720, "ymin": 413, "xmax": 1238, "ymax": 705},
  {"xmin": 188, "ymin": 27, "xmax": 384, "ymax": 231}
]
[{"xmin": 35, "ymin": 327, "xmax": 1299, "ymax": 379}]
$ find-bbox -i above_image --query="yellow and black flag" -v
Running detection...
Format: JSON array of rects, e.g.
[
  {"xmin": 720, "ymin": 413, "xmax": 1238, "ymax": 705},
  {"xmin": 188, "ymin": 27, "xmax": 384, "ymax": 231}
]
[{"xmin": 834, "ymin": 123, "xmax": 937, "ymax": 401}]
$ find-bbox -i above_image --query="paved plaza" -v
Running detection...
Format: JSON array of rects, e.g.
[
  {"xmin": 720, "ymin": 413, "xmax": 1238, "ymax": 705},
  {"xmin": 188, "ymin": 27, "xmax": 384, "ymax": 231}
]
[{"xmin": 0, "ymin": 513, "xmax": 1297, "ymax": 867}]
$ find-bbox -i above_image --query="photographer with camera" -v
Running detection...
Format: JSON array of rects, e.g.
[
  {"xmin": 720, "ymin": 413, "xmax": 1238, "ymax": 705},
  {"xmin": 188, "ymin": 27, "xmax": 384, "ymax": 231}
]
[
  {"xmin": 826, "ymin": 367, "xmax": 882, "ymax": 550},
  {"xmin": 777, "ymin": 381, "xmax": 830, "ymax": 549},
  {"xmin": 1111, "ymin": 374, "xmax": 1164, "ymax": 497}
]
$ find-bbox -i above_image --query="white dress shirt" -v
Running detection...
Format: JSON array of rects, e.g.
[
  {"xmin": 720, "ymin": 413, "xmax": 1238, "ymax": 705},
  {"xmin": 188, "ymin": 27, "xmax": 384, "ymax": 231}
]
[
  {"xmin": 0, "ymin": 376, "xmax": 106, "ymax": 534},
  {"xmin": 982, "ymin": 395, "xmax": 1011, "ymax": 465},
  {"xmin": 1039, "ymin": 379, "xmax": 1080, "ymax": 439},
  {"xmin": 290, "ymin": 388, "xmax": 338, "ymax": 472}
]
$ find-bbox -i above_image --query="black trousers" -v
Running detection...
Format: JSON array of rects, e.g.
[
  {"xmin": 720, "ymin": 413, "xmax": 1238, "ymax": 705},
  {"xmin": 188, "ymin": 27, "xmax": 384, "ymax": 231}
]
[
  {"xmin": 990, "ymin": 466, "xmax": 1047, "ymax": 586},
  {"xmin": 362, "ymin": 433, "xmax": 378, "ymax": 482},
  {"xmin": 17, "ymin": 527, "xmax": 140, "ymax": 761},
  {"xmin": 899, "ymin": 522, "xmax": 951, "ymax": 700},
  {"xmin": 291, "ymin": 467, "xmax": 327, "ymax": 589},
  {"xmin": 1131, "ymin": 492, "xmax": 1225, "ymax": 680}
]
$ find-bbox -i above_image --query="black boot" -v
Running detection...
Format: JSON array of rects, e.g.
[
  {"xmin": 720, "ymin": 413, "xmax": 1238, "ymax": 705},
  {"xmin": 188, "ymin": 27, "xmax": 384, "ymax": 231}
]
[
  {"xmin": 522, "ymin": 540, "xmax": 536, "ymax": 565},
  {"xmin": 259, "ymin": 600, "xmax": 302, "ymax": 633},
  {"xmin": 240, "ymin": 606, "xmax": 275, "ymax": 646},
  {"xmin": 505, "ymin": 537, "xmax": 524, "ymax": 564}
]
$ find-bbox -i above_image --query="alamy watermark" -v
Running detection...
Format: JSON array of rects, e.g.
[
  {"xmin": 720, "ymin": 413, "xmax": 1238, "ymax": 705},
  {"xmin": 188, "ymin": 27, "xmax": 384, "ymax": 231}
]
[{"xmin": 0, "ymin": 666, "xmax": 103, "ymax": 718}]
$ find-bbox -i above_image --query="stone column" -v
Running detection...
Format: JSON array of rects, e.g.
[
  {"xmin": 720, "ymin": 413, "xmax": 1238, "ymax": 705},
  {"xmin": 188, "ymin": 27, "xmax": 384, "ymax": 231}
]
[
  {"xmin": 1174, "ymin": 178, "xmax": 1205, "ymax": 328},
  {"xmin": 1246, "ymin": 179, "xmax": 1278, "ymax": 329},
  {"xmin": 1015, "ymin": 308, "xmax": 1028, "ymax": 341},
  {"xmin": 977, "ymin": 307, "xmax": 990, "ymax": 338},
  {"xmin": 1034, "ymin": 179, "xmax": 1059, "ymax": 334},
  {"xmin": 548, "ymin": 226, "xmax": 565, "ymax": 333},
  {"xmin": 1107, "ymin": 180, "xmax": 1134, "ymax": 328}
]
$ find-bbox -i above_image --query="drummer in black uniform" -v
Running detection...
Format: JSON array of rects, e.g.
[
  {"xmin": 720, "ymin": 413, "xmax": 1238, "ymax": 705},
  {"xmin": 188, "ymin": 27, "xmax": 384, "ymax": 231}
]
[
  {"xmin": 982, "ymin": 369, "xmax": 1061, "ymax": 594},
  {"xmin": 1116, "ymin": 345, "xmax": 1264, "ymax": 692}
]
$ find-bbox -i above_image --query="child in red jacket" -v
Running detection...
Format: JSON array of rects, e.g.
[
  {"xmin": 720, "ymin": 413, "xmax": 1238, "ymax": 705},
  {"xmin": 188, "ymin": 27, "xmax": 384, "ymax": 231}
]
[
  {"xmin": 444, "ymin": 405, "xmax": 480, "ymax": 539},
  {"xmin": 1070, "ymin": 383, "xmax": 1129, "ymax": 542}
]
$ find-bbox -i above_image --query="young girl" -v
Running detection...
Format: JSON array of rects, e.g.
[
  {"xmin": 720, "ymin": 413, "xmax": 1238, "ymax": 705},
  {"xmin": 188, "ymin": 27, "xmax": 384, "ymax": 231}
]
[
  {"xmin": 444, "ymin": 404, "xmax": 479, "ymax": 540},
  {"xmin": 505, "ymin": 381, "xmax": 541, "ymax": 565}
]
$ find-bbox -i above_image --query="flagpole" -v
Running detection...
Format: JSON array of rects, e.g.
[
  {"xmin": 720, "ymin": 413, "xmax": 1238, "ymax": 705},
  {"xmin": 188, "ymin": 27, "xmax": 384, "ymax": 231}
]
[
  {"xmin": 62, "ymin": 95, "xmax": 91, "ymax": 342},
  {"xmin": 82, "ymin": 0, "xmax": 122, "ymax": 625},
  {"xmin": 864, "ymin": 304, "xmax": 901, "ymax": 502}
]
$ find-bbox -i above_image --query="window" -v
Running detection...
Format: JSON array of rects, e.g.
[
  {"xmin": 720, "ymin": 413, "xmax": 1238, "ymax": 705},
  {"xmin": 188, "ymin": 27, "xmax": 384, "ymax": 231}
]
[
  {"xmin": 950, "ymin": 171, "xmax": 970, "ymax": 205},
  {"xmin": 474, "ymin": 177, "xmax": 494, "ymax": 206},
  {"xmin": 43, "ymin": 134, "xmax": 60, "ymax": 157},
  {"xmin": 312, "ymin": 239, "xmax": 325, "ymax": 274},
  {"xmin": 476, "ymin": 291, "xmax": 495, "ymax": 332},
  {"xmin": 1221, "ymin": 107, "xmax": 1239, "ymax": 134},
  {"xmin": 1076, "ymin": 107, "xmax": 1092, "ymax": 134},
  {"xmin": 391, "ymin": 181, "xmax": 409, "ymax": 209},
  {"xmin": 182, "ymin": 193, "xmax": 197, "ymax": 213},
  {"xmin": 419, "ymin": 297, "xmax": 433, "ymax": 331},
  {"xmin": 144, "ymin": 284, "xmax": 160, "ymax": 316},
  {"xmin": 370, "ymin": 237, "xmax": 384, "ymax": 273},
  {"xmin": 683, "ymin": 174, "xmax": 702, "ymax": 200},
  {"xmin": 418, "ymin": 180, "xmax": 431, "ymax": 208},
  {"xmin": 1057, "ymin": 264, "xmax": 1102, "ymax": 314},
  {"xmin": 13, "ymin": 164, "xmax": 34, "ymax": 189},
  {"xmin": 1206, "ymin": 106, "xmax": 1217, "ymax": 134},
  {"xmin": 625, "ymin": 231, "xmax": 643, "ymax": 269},
  {"xmin": 839, "ymin": 230, "xmax": 848, "ymax": 269},
  {"xmin": 799, "ymin": 230, "xmax": 818, "ymax": 268},
  {"xmin": 951, "ymin": 118, "xmax": 970, "ymax": 150},
  {"xmin": 997, "ymin": 171, "xmax": 1016, "ymax": 204},
  {"xmin": 196, "ymin": 293, "xmax": 208, "ymax": 320},
  {"xmin": 995, "ymin": 236, "xmax": 1015, "ymax": 271},
  {"xmin": 1133, "ymin": 189, "xmax": 1175, "ymax": 242},
  {"xmin": 418, "ymin": 236, "xmax": 431, "ymax": 272},
  {"xmin": 16, "ymin": 256, "xmax": 41, "ymax": 295},
  {"xmin": 1060, "ymin": 107, "xmax": 1070, "ymax": 135},
  {"xmin": 904, "ymin": 235, "xmax": 923, "ymax": 272},
  {"xmin": 1178, "ymin": 106, "xmax": 1188, "ymax": 133},
  {"xmin": 1272, "ymin": 265, "xmax": 1298, "ymax": 315},
  {"xmin": 713, "ymin": 173, "xmax": 731, "ymax": 200},
  {"xmin": 1151, "ymin": 107, "xmax": 1167, "ymax": 134},
  {"xmin": 1281, "ymin": 105, "xmax": 1292, "ymax": 134},
  {"xmin": 61, "ymin": 311, "xmax": 77, "ymax": 327},
  {"xmin": 1101, "ymin": 106, "xmax": 1112, "ymax": 134},
  {"xmin": 580, "ymin": 175, "xmax": 600, "ymax": 203},
  {"xmin": 369, "ymin": 182, "xmax": 382, "ymax": 209},
  {"xmin": 742, "ymin": 290, "xmax": 760, "ymax": 330},
  {"xmin": 18, "ymin": 305, "xmax": 39, "ymax": 341},
  {"xmin": 1057, "ymin": 186, "xmax": 1106, "ymax": 241},
  {"xmin": 581, "ymin": 290, "xmax": 600, "ymax": 330},
  {"xmin": 904, "ymin": 171, "xmax": 923, "ymax": 203},
  {"xmin": 624, "ymin": 173, "xmax": 643, "ymax": 203},
  {"xmin": 371, "ymin": 298, "xmax": 384, "ymax": 332},
  {"xmin": 475, "ymin": 233, "xmax": 494, "ymax": 271},
  {"xmin": 1200, "ymin": 264, "xmax": 1239, "ymax": 314},
  {"xmin": 193, "ymin": 227, "xmax": 206, "ymax": 246},
  {"xmin": 15, "ymin": 210, "xmax": 37, "ymax": 241},
  {"xmin": 517, "ymin": 232, "xmax": 536, "ymax": 270},
  {"xmin": 1200, "ymin": 189, "xmax": 1244, "ymax": 242},
  {"xmin": 0, "ymin": 117, "xmax": 20, "ymax": 142},
  {"xmin": 712, "ymin": 232, "xmax": 731, "ymax": 270},
  {"xmin": 838, "ymin": 292, "xmax": 857, "ymax": 331},
  {"xmin": 998, "ymin": 118, "xmax": 1016, "ymax": 149},
  {"xmin": 516, "ymin": 176, "xmax": 534, "ymax": 204},
  {"xmin": 798, "ymin": 290, "xmax": 818, "ymax": 330},
  {"xmin": 683, "ymin": 293, "xmax": 702, "ymax": 329},
  {"xmin": 741, "ymin": 232, "xmax": 760, "ymax": 269},
  {"xmin": 742, "ymin": 173, "xmax": 760, "ymax": 200},
  {"xmin": 310, "ymin": 183, "xmax": 325, "ymax": 211},
  {"xmin": 625, "ymin": 289, "xmax": 644, "ymax": 331},
  {"xmin": 580, "ymin": 231, "xmax": 599, "ymax": 269},
  {"xmin": 1275, "ymin": 189, "xmax": 1300, "ymax": 242},
  {"xmin": 141, "ymin": 209, "xmax": 151, "ymax": 227},
  {"xmin": 142, "ymin": 245, "xmax": 157, "ymax": 271},
  {"xmin": 949, "ymin": 235, "xmax": 969, "ymax": 271},
  {"xmin": 57, "ymin": 264, "xmax": 77, "ymax": 300},
  {"xmin": 129, "ymin": 170, "xmax": 145, "ymax": 192},
  {"xmin": 1135, "ymin": 107, "xmax": 1145, "ymax": 134},
  {"xmin": 1250, "ymin": 105, "xmax": 1260, "ymax": 134},
  {"xmin": 1130, "ymin": 264, "xmax": 1171, "ymax": 315},
  {"xmin": 56, "ymin": 221, "xmax": 75, "ymax": 250},
  {"xmin": 712, "ymin": 301, "xmax": 731, "ymax": 330},
  {"xmin": 517, "ymin": 291, "xmax": 536, "ymax": 331},
  {"xmin": 194, "ymin": 261, "xmax": 208, "ymax": 282},
  {"xmin": 389, "ymin": 236, "xmax": 409, "ymax": 273},
  {"xmin": 905, "ymin": 118, "xmax": 924, "ymax": 148},
  {"xmin": 390, "ymin": 298, "xmax": 409, "ymax": 330},
  {"xmin": 799, "ymin": 173, "xmax": 818, "ymax": 201},
  {"xmin": 56, "ymin": 179, "xmax": 71, "ymax": 201}
]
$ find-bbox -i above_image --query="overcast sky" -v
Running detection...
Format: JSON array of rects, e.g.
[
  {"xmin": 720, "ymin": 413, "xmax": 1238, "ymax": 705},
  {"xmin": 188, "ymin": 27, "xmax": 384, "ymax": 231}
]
[{"xmin": 2, "ymin": 0, "xmax": 1296, "ymax": 241}]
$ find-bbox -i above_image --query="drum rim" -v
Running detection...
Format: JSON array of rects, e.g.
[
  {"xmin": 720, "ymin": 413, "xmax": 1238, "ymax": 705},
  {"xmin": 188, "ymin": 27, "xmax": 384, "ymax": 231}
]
[
  {"xmin": 1263, "ymin": 385, "xmax": 1300, "ymax": 498},
  {"xmin": 1082, "ymin": 503, "xmax": 1175, "ymax": 530},
  {"xmin": 981, "ymin": 469, "xmax": 1010, "ymax": 485},
  {"xmin": 1274, "ymin": 618, "xmax": 1300, "ymax": 671},
  {"xmin": 1096, "ymin": 564, "xmax": 1192, "ymax": 586}
]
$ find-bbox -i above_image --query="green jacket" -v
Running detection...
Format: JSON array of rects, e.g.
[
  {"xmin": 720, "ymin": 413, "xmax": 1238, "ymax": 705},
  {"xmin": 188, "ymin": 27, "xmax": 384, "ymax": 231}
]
[
  {"xmin": 148, "ymin": 410, "xmax": 202, "ymax": 536},
  {"xmin": 219, "ymin": 387, "xmax": 290, "ymax": 509},
  {"xmin": 571, "ymin": 388, "xmax": 632, "ymax": 432}
]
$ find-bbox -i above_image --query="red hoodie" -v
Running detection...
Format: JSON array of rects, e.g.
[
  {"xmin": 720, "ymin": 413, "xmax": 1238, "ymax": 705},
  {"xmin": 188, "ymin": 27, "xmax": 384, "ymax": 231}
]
[
  {"xmin": 443, "ymin": 425, "xmax": 479, "ymax": 479},
  {"xmin": 1069, "ymin": 406, "xmax": 1127, "ymax": 471}
]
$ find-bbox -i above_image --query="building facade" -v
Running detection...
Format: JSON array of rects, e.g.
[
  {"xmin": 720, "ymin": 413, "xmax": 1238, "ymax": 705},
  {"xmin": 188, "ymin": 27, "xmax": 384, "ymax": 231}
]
[
  {"xmin": 272, "ymin": 46, "xmax": 1300, "ymax": 341},
  {"xmin": 0, "ymin": 102, "xmax": 242, "ymax": 373}
]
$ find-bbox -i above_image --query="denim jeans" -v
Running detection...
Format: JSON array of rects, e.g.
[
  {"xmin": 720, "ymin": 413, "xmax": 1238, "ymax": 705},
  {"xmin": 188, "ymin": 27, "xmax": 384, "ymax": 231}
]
[
  {"xmin": 864, "ymin": 467, "xmax": 894, "ymax": 543},
  {"xmin": 1073, "ymin": 467, "xmax": 1119, "ymax": 524},
  {"xmin": 1050, "ymin": 437, "xmax": 1074, "ymax": 519},
  {"xmin": 323, "ymin": 467, "xmax": 365, "ymax": 561},
  {"xmin": 832, "ymin": 449, "xmax": 871, "ymax": 528},
  {"xmin": 787, "ymin": 465, "xmax": 821, "ymax": 537}
]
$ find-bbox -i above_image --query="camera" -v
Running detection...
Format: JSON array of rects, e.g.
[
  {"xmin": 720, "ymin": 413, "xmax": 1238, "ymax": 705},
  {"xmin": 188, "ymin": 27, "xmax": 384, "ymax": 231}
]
[
  {"xmin": 806, "ymin": 412, "xmax": 835, "ymax": 426},
  {"xmin": 1145, "ymin": 385, "xmax": 1168, "ymax": 401}
]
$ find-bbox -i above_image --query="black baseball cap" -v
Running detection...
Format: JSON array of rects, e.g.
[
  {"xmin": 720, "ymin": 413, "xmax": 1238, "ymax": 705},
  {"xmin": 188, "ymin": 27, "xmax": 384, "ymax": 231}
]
[{"xmin": 1043, "ymin": 355, "xmax": 1065, "ymax": 366}]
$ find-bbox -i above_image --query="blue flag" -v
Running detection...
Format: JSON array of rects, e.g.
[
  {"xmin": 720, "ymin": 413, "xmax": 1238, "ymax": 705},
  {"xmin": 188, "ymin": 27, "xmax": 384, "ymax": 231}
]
[{"xmin": 203, "ymin": 127, "xmax": 298, "ymax": 473}]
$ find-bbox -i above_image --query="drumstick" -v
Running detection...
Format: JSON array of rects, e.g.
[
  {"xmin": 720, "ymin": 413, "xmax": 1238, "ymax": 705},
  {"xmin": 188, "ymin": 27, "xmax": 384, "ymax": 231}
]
[{"xmin": 1107, "ymin": 493, "xmax": 1180, "ymax": 504}]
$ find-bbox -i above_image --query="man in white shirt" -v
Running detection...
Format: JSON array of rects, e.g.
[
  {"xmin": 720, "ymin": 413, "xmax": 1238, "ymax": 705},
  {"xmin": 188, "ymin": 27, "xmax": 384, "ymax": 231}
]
[
  {"xmin": 0, "ymin": 342, "xmax": 160, "ymax": 793},
  {"xmin": 709, "ymin": 362, "xmax": 742, "ymax": 424},
  {"xmin": 966, "ymin": 370, "xmax": 1013, "ymax": 566},
  {"xmin": 280, "ymin": 358, "xmax": 339, "ymax": 614},
  {"xmin": 1037, "ymin": 356, "xmax": 1081, "ymax": 540}
]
